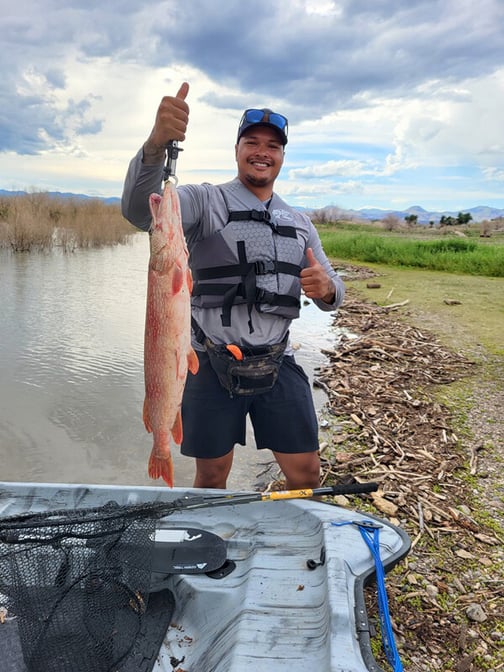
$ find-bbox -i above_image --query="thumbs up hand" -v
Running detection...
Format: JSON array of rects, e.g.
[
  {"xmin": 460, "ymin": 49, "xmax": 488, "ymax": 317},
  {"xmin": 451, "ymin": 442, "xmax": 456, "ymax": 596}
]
[
  {"xmin": 144, "ymin": 82, "xmax": 190, "ymax": 163},
  {"xmin": 300, "ymin": 248, "xmax": 336, "ymax": 303}
]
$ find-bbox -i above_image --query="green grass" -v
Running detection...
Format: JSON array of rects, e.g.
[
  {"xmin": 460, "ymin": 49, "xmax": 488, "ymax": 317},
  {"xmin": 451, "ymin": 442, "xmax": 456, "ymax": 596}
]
[
  {"xmin": 319, "ymin": 229, "xmax": 504, "ymax": 277},
  {"xmin": 342, "ymin": 263, "xmax": 504, "ymax": 357}
]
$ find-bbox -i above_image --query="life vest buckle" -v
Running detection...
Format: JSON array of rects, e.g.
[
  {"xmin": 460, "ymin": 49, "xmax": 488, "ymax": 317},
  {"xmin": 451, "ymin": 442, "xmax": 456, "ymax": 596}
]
[
  {"xmin": 254, "ymin": 260, "xmax": 276, "ymax": 274},
  {"xmin": 255, "ymin": 288, "xmax": 275, "ymax": 303},
  {"xmin": 249, "ymin": 209, "xmax": 271, "ymax": 222}
]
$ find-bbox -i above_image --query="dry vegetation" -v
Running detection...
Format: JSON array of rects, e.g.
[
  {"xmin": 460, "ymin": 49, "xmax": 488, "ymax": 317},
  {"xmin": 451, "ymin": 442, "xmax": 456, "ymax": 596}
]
[
  {"xmin": 313, "ymin": 266, "xmax": 503, "ymax": 672},
  {"xmin": 266, "ymin": 261, "xmax": 503, "ymax": 670},
  {"xmin": 0, "ymin": 192, "xmax": 134, "ymax": 252},
  {"xmin": 312, "ymin": 206, "xmax": 504, "ymax": 239}
]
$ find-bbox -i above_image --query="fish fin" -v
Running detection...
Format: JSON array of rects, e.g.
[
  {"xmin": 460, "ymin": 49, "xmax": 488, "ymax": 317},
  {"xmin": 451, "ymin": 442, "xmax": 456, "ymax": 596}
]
[
  {"xmin": 171, "ymin": 409, "xmax": 183, "ymax": 445},
  {"xmin": 175, "ymin": 349, "xmax": 186, "ymax": 379},
  {"xmin": 171, "ymin": 263, "xmax": 185, "ymax": 294},
  {"xmin": 186, "ymin": 267, "xmax": 194, "ymax": 293},
  {"xmin": 187, "ymin": 348, "xmax": 199, "ymax": 375},
  {"xmin": 148, "ymin": 449, "xmax": 174, "ymax": 488},
  {"xmin": 142, "ymin": 398, "xmax": 153, "ymax": 433},
  {"xmin": 148, "ymin": 193, "xmax": 162, "ymax": 227}
]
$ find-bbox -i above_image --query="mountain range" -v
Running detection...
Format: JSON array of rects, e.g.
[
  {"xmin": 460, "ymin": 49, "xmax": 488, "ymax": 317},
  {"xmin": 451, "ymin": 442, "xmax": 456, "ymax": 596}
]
[
  {"xmin": 1, "ymin": 189, "xmax": 503, "ymax": 223},
  {"xmin": 0, "ymin": 189, "xmax": 121, "ymax": 206},
  {"xmin": 311, "ymin": 204, "xmax": 504, "ymax": 224}
]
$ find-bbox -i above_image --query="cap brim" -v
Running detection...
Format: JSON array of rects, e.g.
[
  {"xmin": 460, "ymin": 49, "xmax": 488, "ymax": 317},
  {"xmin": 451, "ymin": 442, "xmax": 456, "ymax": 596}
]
[{"xmin": 238, "ymin": 122, "xmax": 287, "ymax": 145}]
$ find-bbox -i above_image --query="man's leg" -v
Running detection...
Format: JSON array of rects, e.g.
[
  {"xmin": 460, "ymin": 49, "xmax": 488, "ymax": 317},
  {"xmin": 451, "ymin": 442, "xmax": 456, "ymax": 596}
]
[
  {"xmin": 252, "ymin": 356, "xmax": 320, "ymax": 490},
  {"xmin": 193, "ymin": 451, "xmax": 234, "ymax": 489},
  {"xmin": 272, "ymin": 450, "xmax": 320, "ymax": 490},
  {"xmin": 182, "ymin": 352, "xmax": 248, "ymax": 488}
]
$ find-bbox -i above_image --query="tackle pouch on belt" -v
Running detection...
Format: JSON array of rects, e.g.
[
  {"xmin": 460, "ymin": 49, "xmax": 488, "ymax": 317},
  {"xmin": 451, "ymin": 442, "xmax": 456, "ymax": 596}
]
[{"xmin": 204, "ymin": 334, "xmax": 288, "ymax": 396}]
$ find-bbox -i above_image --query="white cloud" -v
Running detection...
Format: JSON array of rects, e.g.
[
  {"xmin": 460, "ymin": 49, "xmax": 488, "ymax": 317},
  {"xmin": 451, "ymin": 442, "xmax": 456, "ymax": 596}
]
[
  {"xmin": 289, "ymin": 160, "xmax": 379, "ymax": 179},
  {"xmin": 483, "ymin": 168, "xmax": 504, "ymax": 182},
  {"xmin": 1, "ymin": 0, "xmax": 504, "ymax": 209}
]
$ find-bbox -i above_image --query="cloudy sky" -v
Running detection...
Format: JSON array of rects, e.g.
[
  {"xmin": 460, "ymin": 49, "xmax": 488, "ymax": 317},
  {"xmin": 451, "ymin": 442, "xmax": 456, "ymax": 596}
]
[{"xmin": 1, "ymin": 0, "xmax": 503, "ymax": 211}]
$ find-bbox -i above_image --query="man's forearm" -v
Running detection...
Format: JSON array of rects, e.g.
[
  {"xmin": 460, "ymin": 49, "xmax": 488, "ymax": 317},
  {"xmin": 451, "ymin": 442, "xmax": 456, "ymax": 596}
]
[
  {"xmin": 142, "ymin": 139, "xmax": 166, "ymax": 165},
  {"xmin": 121, "ymin": 148, "xmax": 164, "ymax": 231}
]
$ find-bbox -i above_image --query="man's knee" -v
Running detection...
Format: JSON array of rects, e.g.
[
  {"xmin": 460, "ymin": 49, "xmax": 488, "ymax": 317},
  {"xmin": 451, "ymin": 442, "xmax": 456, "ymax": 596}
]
[
  {"xmin": 273, "ymin": 451, "xmax": 320, "ymax": 490},
  {"xmin": 193, "ymin": 454, "xmax": 233, "ymax": 489}
]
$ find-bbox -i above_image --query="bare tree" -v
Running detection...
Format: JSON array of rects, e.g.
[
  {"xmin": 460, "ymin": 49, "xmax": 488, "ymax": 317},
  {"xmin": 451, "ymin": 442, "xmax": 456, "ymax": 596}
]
[{"xmin": 382, "ymin": 214, "xmax": 401, "ymax": 231}]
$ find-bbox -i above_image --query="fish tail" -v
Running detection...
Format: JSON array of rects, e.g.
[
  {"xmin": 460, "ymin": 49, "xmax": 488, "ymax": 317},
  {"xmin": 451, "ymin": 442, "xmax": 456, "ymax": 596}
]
[{"xmin": 148, "ymin": 447, "xmax": 174, "ymax": 488}]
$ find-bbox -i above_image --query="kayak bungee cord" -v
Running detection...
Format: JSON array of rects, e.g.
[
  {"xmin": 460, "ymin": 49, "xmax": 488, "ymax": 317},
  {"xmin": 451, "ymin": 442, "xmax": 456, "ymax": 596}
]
[{"xmin": 332, "ymin": 519, "xmax": 404, "ymax": 672}]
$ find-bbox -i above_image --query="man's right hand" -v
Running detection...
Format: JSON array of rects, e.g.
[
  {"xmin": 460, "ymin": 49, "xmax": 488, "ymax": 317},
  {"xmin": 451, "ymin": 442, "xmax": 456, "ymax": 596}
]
[{"xmin": 143, "ymin": 82, "xmax": 190, "ymax": 164}]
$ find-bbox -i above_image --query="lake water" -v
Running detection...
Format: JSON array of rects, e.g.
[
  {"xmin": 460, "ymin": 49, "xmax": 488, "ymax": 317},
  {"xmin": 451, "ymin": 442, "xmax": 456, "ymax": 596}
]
[{"xmin": 0, "ymin": 235, "xmax": 338, "ymax": 491}]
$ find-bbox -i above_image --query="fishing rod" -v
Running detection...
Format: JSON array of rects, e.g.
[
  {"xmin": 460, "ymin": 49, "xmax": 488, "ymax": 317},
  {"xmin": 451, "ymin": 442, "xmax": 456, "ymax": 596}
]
[
  {"xmin": 167, "ymin": 481, "xmax": 379, "ymax": 513},
  {"xmin": 0, "ymin": 482, "xmax": 378, "ymax": 532}
]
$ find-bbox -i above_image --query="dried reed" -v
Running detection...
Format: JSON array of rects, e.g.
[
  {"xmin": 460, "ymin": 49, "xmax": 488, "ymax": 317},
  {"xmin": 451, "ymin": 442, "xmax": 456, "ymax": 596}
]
[{"xmin": 0, "ymin": 192, "xmax": 134, "ymax": 252}]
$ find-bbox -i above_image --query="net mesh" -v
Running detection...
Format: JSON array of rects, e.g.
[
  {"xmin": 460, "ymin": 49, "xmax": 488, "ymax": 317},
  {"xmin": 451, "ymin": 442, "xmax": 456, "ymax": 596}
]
[{"xmin": 0, "ymin": 501, "xmax": 165, "ymax": 672}]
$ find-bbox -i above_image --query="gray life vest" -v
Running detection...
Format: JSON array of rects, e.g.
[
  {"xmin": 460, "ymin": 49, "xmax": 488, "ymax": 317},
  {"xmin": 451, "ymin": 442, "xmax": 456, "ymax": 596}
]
[{"xmin": 190, "ymin": 188, "xmax": 303, "ymax": 333}]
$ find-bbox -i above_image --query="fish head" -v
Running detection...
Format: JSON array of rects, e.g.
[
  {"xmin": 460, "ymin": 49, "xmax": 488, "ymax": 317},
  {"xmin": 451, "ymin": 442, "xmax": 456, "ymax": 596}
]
[{"xmin": 148, "ymin": 183, "xmax": 186, "ymax": 265}]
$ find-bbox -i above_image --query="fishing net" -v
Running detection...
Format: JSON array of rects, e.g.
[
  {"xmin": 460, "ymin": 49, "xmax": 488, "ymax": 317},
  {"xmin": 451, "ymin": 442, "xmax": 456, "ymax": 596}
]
[{"xmin": 0, "ymin": 501, "xmax": 171, "ymax": 672}]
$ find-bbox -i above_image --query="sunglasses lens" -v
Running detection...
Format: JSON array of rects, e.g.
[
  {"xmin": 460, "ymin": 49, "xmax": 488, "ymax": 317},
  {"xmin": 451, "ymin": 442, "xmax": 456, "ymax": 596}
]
[
  {"xmin": 269, "ymin": 113, "xmax": 287, "ymax": 131},
  {"xmin": 240, "ymin": 109, "xmax": 288, "ymax": 142},
  {"xmin": 245, "ymin": 109, "xmax": 266, "ymax": 124}
]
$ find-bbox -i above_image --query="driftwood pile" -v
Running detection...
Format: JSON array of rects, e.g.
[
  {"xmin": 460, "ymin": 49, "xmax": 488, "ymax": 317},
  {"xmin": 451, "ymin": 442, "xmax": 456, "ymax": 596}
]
[
  {"xmin": 315, "ymin": 293, "xmax": 475, "ymax": 541},
  {"xmin": 312, "ymin": 287, "xmax": 503, "ymax": 671}
]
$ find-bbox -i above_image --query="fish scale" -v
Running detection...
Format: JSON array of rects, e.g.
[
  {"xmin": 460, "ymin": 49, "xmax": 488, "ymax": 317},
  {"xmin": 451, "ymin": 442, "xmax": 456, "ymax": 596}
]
[{"xmin": 143, "ymin": 180, "xmax": 199, "ymax": 487}]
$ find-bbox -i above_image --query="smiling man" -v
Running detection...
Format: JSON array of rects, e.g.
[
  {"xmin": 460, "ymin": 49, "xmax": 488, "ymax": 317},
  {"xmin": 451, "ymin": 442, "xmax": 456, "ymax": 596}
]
[
  {"xmin": 235, "ymin": 109, "xmax": 286, "ymax": 196},
  {"xmin": 122, "ymin": 82, "xmax": 345, "ymax": 491}
]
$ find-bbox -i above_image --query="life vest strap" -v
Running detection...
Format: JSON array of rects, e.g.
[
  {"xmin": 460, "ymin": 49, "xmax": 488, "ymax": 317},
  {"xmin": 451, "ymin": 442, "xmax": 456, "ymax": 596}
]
[
  {"xmin": 193, "ymin": 259, "xmax": 301, "ymax": 281},
  {"xmin": 227, "ymin": 210, "xmax": 297, "ymax": 238},
  {"xmin": 192, "ymin": 283, "xmax": 300, "ymax": 306}
]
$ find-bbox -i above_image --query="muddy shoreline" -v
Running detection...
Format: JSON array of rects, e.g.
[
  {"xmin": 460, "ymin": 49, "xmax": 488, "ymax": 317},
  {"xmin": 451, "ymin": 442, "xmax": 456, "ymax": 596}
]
[{"xmin": 303, "ymin": 269, "xmax": 503, "ymax": 672}]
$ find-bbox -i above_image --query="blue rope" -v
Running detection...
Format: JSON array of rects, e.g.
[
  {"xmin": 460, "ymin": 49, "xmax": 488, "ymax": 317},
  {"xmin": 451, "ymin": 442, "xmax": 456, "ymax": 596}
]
[{"xmin": 332, "ymin": 520, "xmax": 403, "ymax": 672}]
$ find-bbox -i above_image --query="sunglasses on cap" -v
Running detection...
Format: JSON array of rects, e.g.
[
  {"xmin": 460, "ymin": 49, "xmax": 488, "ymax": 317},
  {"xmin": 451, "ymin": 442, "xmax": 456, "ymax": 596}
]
[{"xmin": 237, "ymin": 108, "xmax": 288, "ymax": 145}]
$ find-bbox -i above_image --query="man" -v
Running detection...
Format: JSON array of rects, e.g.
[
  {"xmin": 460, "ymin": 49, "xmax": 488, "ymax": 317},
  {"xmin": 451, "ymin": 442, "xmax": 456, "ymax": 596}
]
[{"xmin": 122, "ymin": 82, "xmax": 345, "ymax": 490}]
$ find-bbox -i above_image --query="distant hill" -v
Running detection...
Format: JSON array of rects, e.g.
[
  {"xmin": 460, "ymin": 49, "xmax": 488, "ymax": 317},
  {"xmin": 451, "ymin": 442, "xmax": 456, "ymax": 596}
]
[
  {"xmin": 0, "ymin": 189, "xmax": 120, "ymax": 205},
  {"xmin": 1, "ymin": 189, "xmax": 503, "ymax": 223},
  {"xmin": 325, "ymin": 204, "xmax": 504, "ymax": 224}
]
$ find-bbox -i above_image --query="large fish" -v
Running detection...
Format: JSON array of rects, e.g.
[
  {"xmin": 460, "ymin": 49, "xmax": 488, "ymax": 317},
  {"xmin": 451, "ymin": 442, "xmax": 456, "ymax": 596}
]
[{"xmin": 143, "ymin": 181, "xmax": 199, "ymax": 486}]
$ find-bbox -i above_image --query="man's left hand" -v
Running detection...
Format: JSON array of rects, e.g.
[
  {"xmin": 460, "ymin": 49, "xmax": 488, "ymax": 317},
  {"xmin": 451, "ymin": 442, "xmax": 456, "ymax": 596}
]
[{"xmin": 300, "ymin": 248, "xmax": 335, "ymax": 303}]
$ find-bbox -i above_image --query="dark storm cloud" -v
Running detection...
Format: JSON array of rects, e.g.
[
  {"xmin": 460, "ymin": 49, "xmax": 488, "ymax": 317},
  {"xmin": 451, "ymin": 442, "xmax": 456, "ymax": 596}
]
[
  {"xmin": 0, "ymin": 3, "xmax": 120, "ymax": 154},
  {"xmin": 144, "ymin": 0, "xmax": 503, "ymax": 117},
  {"xmin": 0, "ymin": 67, "xmax": 103, "ymax": 154},
  {"xmin": 1, "ymin": 0, "xmax": 503, "ymax": 154}
]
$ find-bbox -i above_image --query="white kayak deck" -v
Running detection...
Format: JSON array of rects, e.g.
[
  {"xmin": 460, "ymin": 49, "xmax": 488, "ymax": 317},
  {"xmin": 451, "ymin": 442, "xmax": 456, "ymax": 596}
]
[{"xmin": 0, "ymin": 482, "xmax": 410, "ymax": 672}]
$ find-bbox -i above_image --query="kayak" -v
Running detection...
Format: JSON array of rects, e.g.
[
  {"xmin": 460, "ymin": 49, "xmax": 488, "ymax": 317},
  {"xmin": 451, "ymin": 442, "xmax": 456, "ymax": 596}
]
[{"xmin": 0, "ymin": 481, "xmax": 410, "ymax": 672}]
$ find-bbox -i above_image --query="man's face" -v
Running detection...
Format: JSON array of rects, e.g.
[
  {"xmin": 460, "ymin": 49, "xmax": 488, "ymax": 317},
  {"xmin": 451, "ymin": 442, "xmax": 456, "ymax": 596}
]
[{"xmin": 235, "ymin": 126, "xmax": 285, "ymax": 193}]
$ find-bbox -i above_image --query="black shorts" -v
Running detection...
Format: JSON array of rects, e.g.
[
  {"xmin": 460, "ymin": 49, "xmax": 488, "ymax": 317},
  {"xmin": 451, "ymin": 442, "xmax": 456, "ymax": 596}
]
[{"xmin": 181, "ymin": 351, "xmax": 319, "ymax": 459}]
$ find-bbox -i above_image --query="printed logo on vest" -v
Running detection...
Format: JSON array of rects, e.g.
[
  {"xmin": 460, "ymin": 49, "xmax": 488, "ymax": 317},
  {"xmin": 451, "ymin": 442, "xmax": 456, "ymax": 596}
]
[{"xmin": 271, "ymin": 209, "xmax": 294, "ymax": 221}]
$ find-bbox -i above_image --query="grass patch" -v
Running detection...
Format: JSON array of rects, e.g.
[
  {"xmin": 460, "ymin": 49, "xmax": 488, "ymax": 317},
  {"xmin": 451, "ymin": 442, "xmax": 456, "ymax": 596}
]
[
  {"xmin": 320, "ymin": 229, "xmax": 504, "ymax": 277},
  {"xmin": 342, "ymin": 263, "xmax": 504, "ymax": 357}
]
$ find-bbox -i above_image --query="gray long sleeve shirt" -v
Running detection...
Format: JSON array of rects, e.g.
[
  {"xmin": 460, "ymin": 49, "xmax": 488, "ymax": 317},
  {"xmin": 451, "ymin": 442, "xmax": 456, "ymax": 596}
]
[{"xmin": 121, "ymin": 149, "xmax": 345, "ymax": 352}]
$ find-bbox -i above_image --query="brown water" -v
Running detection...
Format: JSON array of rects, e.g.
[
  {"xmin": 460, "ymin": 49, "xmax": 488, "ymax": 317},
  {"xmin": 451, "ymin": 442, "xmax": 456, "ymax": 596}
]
[{"xmin": 0, "ymin": 236, "xmax": 338, "ymax": 491}]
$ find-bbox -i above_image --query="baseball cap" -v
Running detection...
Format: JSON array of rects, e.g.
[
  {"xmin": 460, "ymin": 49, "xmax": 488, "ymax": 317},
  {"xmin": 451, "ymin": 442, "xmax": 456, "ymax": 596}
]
[{"xmin": 237, "ymin": 108, "xmax": 288, "ymax": 145}]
